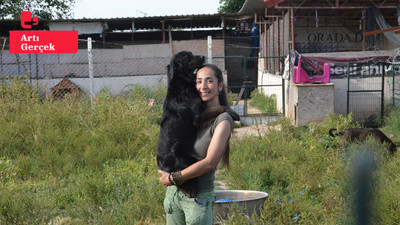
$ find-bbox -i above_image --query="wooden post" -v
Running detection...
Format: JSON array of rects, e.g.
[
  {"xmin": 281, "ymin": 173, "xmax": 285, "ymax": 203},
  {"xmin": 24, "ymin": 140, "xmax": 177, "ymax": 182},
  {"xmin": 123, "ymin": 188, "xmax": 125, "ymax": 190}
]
[
  {"xmin": 291, "ymin": 8, "xmax": 295, "ymax": 50},
  {"xmin": 264, "ymin": 21, "xmax": 268, "ymax": 70},
  {"xmin": 161, "ymin": 20, "xmax": 166, "ymax": 44},
  {"xmin": 276, "ymin": 18, "xmax": 280, "ymax": 73},
  {"xmin": 363, "ymin": 15, "xmax": 366, "ymax": 51}
]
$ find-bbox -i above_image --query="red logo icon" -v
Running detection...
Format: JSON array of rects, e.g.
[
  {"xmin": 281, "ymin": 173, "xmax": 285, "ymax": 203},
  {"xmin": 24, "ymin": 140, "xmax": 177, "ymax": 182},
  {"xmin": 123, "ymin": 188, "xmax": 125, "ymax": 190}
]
[
  {"xmin": 10, "ymin": 11, "xmax": 78, "ymax": 54},
  {"xmin": 21, "ymin": 11, "xmax": 38, "ymax": 29}
]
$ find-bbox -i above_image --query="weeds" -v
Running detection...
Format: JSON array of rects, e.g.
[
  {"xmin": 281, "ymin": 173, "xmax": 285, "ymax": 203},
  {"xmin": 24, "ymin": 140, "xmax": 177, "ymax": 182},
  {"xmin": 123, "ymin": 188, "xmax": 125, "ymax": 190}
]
[
  {"xmin": 222, "ymin": 113, "xmax": 400, "ymax": 224},
  {"xmin": 1, "ymin": 79, "xmax": 400, "ymax": 224},
  {"xmin": 249, "ymin": 88, "xmax": 278, "ymax": 113},
  {"xmin": 0, "ymin": 79, "xmax": 165, "ymax": 224}
]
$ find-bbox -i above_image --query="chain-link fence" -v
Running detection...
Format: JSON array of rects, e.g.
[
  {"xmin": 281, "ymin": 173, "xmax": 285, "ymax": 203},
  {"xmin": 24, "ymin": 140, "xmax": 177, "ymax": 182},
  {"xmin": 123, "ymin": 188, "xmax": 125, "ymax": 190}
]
[
  {"xmin": 1, "ymin": 39, "xmax": 172, "ymax": 106},
  {"xmin": 1, "ymin": 38, "xmax": 285, "ymax": 117}
]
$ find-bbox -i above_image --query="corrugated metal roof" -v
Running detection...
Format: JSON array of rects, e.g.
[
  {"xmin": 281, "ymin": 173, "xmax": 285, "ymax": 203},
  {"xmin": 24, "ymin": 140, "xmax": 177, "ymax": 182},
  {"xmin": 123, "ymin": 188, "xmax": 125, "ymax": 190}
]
[
  {"xmin": 49, "ymin": 13, "xmax": 238, "ymax": 22},
  {"xmin": 0, "ymin": 13, "xmax": 247, "ymax": 32},
  {"xmin": 238, "ymin": 0, "xmax": 399, "ymax": 18}
]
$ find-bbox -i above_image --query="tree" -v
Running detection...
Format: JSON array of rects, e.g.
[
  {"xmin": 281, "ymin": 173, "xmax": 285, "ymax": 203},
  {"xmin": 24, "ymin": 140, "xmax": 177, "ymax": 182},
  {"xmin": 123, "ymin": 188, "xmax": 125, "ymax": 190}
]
[
  {"xmin": 218, "ymin": 0, "xmax": 246, "ymax": 13},
  {"xmin": 0, "ymin": 0, "xmax": 76, "ymax": 20}
]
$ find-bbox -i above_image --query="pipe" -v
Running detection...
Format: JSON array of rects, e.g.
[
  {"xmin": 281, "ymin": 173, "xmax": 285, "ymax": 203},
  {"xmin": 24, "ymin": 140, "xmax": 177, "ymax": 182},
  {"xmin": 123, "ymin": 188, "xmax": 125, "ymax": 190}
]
[
  {"xmin": 161, "ymin": 20, "xmax": 166, "ymax": 44},
  {"xmin": 276, "ymin": 18, "xmax": 280, "ymax": 73},
  {"xmin": 264, "ymin": 20, "xmax": 268, "ymax": 70},
  {"xmin": 291, "ymin": 8, "xmax": 295, "ymax": 50},
  {"xmin": 363, "ymin": 15, "xmax": 366, "ymax": 51},
  {"xmin": 275, "ymin": 6, "xmax": 397, "ymax": 10}
]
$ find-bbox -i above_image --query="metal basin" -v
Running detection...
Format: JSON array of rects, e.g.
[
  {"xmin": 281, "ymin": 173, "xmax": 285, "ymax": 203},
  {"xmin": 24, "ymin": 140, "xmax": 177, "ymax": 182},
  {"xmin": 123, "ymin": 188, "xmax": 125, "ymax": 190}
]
[{"xmin": 213, "ymin": 190, "xmax": 268, "ymax": 222}]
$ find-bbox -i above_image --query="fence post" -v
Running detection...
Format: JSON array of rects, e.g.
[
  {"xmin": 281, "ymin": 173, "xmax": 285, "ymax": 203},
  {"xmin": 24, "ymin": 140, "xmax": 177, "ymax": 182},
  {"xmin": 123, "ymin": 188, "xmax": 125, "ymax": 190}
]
[
  {"xmin": 281, "ymin": 56, "xmax": 285, "ymax": 115},
  {"xmin": 347, "ymin": 62, "xmax": 350, "ymax": 115},
  {"xmin": 169, "ymin": 26, "xmax": 173, "ymax": 57},
  {"xmin": 243, "ymin": 56, "xmax": 247, "ymax": 116},
  {"xmin": 1, "ymin": 38, "xmax": 6, "ymax": 83},
  {"xmin": 88, "ymin": 37, "xmax": 94, "ymax": 108},
  {"xmin": 381, "ymin": 63, "xmax": 385, "ymax": 124},
  {"xmin": 207, "ymin": 36, "xmax": 212, "ymax": 64},
  {"xmin": 393, "ymin": 64, "xmax": 395, "ymax": 108}
]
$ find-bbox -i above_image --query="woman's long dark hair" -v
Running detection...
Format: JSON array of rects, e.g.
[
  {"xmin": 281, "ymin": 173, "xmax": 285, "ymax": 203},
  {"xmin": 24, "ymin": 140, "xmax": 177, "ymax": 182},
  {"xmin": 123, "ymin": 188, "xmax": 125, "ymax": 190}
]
[{"xmin": 200, "ymin": 64, "xmax": 232, "ymax": 168}]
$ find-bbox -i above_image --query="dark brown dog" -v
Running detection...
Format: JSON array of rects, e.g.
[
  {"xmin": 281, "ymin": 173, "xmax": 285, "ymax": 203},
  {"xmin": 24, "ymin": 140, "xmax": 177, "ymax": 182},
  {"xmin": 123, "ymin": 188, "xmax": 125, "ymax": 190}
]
[{"xmin": 329, "ymin": 128, "xmax": 397, "ymax": 154}]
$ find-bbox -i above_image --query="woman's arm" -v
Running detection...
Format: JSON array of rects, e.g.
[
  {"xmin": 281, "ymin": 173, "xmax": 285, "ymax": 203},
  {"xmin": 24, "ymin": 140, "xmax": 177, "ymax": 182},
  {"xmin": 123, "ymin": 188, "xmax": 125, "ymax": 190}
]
[{"xmin": 158, "ymin": 120, "xmax": 232, "ymax": 186}]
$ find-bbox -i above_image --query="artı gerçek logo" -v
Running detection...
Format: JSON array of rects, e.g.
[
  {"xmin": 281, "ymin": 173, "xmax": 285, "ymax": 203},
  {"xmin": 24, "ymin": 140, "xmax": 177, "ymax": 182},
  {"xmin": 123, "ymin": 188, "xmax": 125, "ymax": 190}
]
[{"xmin": 10, "ymin": 11, "xmax": 78, "ymax": 54}]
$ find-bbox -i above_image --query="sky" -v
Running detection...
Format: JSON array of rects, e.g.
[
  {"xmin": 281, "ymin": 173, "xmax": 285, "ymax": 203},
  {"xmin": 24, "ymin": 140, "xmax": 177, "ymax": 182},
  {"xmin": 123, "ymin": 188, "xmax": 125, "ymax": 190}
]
[{"xmin": 72, "ymin": 0, "xmax": 221, "ymax": 19}]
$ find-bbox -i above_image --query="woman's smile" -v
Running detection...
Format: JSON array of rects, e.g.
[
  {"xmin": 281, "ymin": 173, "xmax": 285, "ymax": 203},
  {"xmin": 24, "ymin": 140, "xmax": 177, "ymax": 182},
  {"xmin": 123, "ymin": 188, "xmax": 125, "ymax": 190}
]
[{"xmin": 196, "ymin": 67, "xmax": 223, "ymax": 108}]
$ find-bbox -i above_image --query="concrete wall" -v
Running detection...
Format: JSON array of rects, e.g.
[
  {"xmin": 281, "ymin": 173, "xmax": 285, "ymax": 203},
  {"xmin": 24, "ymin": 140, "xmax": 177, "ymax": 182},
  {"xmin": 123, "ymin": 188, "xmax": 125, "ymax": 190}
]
[
  {"xmin": 33, "ymin": 76, "xmax": 168, "ymax": 97},
  {"xmin": 1, "ymin": 39, "xmax": 225, "ymax": 96},
  {"xmin": 258, "ymin": 51, "xmax": 396, "ymax": 125},
  {"xmin": 259, "ymin": 70, "xmax": 394, "ymax": 125},
  {"xmin": 286, "ymin": 83, "xmax": 334, "ymax": 126},
  {"xmin": 330, "ymin": 77, "xmax": 393, "ymax": 121}
]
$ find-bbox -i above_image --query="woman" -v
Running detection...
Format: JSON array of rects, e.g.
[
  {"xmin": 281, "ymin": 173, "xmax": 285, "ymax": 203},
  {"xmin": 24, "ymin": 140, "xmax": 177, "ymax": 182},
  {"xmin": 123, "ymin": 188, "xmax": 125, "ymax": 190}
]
[{"xmin": 158, "ymin": 64, "xmax": 235, "ymax": 225}]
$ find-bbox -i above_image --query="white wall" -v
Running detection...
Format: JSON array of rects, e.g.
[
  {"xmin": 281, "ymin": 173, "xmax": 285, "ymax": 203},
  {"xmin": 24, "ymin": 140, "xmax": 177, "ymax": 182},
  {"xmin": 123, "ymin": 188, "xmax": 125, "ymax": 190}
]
[
  {"xmin": 259, "ymin": 69, "xmax": 395, "ymax": 124},
  {"xmin": 2, "ymin": 39, "xmax": 225, "ymax": 96}
]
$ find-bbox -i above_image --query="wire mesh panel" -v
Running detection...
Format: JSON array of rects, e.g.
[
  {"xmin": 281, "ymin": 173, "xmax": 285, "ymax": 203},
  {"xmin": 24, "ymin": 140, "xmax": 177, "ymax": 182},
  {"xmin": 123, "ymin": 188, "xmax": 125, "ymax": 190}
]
[
  {"xmin": 0, "ymin": 41, "xmax": 171, "ymax": 105},
  {"xmin": 1, "ymin": 38, "xmax": 285, "ymax": 116},
  {"xmin": 393, "ymin": 64, "xmax": 400, "ymax": 108},
  {"xmin": 347, "ymin": 62, "xmax": 385, "ymax": 127},
  {"xmin": 213, "ymin": 56, "xmax": 284, "ymax": 117}
]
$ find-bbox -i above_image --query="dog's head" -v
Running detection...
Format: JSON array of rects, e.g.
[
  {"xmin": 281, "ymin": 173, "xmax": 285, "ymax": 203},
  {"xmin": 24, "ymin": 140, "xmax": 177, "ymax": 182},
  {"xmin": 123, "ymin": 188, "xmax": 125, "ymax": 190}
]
[{"xmin": 167, "ymin": 51, "xmax": 205, "ymax": 82}]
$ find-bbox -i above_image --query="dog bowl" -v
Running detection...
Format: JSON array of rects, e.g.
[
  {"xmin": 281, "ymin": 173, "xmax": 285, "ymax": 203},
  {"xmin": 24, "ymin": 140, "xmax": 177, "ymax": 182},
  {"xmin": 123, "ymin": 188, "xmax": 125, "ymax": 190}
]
[{"xmin": 213, "ymin": 190, "xmax": 268, "ymax": 222}]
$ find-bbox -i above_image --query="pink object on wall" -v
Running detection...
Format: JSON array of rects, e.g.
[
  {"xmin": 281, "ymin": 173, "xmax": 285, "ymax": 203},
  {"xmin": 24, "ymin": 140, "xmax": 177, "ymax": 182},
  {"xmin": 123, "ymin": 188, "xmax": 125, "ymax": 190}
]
[{"xmin": 293, "ymin": 56, "xmax": 330, "ymax": 84}]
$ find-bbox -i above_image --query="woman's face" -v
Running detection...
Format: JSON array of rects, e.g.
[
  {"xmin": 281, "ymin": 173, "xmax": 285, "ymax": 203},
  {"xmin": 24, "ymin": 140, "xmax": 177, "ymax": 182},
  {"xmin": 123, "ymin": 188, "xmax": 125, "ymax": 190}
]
[{"xmin": 196, "ymin": 67, "xmax": 223, "ymax": 108}]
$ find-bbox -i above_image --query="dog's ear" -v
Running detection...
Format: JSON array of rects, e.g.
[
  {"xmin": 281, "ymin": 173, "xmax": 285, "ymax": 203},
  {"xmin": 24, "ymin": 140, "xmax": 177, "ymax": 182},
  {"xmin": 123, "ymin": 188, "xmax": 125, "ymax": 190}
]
[
  {"xmin": 175, "ymin": 55, "xmax": 188, "ymax": 70},
  {"xmin": 167, "ymin": 64, "xmax": 174, "ymax": 80}
]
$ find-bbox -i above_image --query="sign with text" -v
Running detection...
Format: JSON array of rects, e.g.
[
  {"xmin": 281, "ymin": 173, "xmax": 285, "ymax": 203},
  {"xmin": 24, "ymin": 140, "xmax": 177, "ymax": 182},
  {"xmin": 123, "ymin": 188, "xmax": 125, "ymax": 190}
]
[
  {"xmin": 298, "ymin": 54, "xmax": 392, "ymax": 78},
  {"xmin": 10, "ymin": 31, "xmax": 78, "ymax": 54},
  {"xmin": 9, "ymin": 11, "xmax": 78, "ymax": 54},
  {"xmin": 295, "ymin": 27, "xmax": 364, "ymax": 52}
]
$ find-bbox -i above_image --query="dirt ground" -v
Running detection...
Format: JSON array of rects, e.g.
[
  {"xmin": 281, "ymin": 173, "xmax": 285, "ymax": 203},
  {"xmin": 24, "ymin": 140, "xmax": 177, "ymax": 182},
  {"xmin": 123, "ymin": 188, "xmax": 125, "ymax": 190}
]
[{"xmin": 232, "ymin": 123, "xmax": 270, "ymax": 138}]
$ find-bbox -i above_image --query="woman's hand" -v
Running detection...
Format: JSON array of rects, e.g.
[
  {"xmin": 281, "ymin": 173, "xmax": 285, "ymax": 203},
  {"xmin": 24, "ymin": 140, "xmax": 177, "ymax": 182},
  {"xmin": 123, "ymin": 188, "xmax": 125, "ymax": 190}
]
[{"xmin": 158, "ymin": 170, "xmax": 172, "ymax": 186}]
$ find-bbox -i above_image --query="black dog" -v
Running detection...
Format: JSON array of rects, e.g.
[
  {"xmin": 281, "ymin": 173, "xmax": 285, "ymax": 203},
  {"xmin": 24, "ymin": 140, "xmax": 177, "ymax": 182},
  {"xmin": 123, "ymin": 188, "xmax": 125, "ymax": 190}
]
[
  {"xmin": 329, "ymin": 128, "xmax": 397, "ymax": 154},
  {"xmin": 157, "ymin": 51, "xmax": 205, "ymax": 197}
]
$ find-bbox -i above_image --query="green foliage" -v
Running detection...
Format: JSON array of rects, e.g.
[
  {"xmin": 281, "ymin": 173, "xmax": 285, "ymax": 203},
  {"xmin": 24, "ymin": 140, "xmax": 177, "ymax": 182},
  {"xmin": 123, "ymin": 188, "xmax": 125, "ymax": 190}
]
[
  {"xmin": 220, "ymin": 113, "xmax": 400, "ymax": 224},
  {"xmin": 249, "ymin": 88, "xmax": 278, "ymax": 113},
  {"xmin": 1, "ymin": 77, "xmax": 400, "ymax": 224},
  {"xmin": 0, "ymin": 0, "xmax": 76, "ymax": 19},
  {"xmin": 218, "ymin": 0, "xmax": 245, "ymax": 13},
  {"xmin": 0, "ymin": 78, "xmax": 165, "ymax": 224},
  {"xmin": 227, "ymin": 91, "xmax": 237, "ymax": 105},
  {"xmin": 383, "ymin": 108, "xmax": 400, "ymax": 143}
]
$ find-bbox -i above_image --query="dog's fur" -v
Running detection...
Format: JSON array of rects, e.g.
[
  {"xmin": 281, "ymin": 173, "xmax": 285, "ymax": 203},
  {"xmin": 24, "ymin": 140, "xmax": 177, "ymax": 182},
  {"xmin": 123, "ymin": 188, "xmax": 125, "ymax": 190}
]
[
  {"xmin": 329, "ymin": 128, "xmax": 397, "ymax": 154},
  {"xmin": 157, "ymin": 51, "xmax": 205, "ymax": 171},
  {"xmin": 156, "ymin": 51, "xmax": 205, "ymax": 197},
  {"xmin": 157, "ymin": 51, "xmax": 240, "ymax": 197}
]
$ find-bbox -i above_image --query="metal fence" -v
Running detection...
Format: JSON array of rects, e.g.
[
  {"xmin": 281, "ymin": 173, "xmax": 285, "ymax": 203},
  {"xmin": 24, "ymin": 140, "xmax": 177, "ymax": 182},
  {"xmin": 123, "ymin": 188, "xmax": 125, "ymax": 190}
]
[
  {"xmin": 346, "ymin": 61, "xmax": 400, "ymax": 127},
  {"xmin": 1, "ymin": 38, "xmax": 285, "ymax": 118},
  {"xmin": 1, "ymin": 40, "xmax": 171, "ymax": 106},
  {"xmin": 213, "ymin": 56, "xmax": 285, "ymax": 117},
  {"xmin": 392, "ymin": 64, "xmax": 400, "ymax": 108}
]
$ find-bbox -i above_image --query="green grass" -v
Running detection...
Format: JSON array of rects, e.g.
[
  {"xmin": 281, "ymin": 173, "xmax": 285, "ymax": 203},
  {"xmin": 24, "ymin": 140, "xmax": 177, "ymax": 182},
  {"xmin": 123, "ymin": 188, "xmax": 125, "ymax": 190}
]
[
  {"xmin": 1, "ymin": 78, "xmax": 400, "ymax": 224},
  {"xmin": 0, "ymin": 78, "xmax": 166, "ymax": 224},
  {"xmin": 221, "ymin": 112, "xmax": 400, "ymax": 224},
  {"xmin": 249, "ymin": 88, "xmax": 278, "ymax": 113}
]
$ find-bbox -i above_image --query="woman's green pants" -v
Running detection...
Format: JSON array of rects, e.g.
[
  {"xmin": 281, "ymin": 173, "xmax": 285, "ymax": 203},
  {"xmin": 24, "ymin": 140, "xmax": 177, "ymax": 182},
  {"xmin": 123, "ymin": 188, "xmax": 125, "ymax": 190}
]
[{"xmin": 163, "ymin": 186, "xmax": 215, "ymax": 225}]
